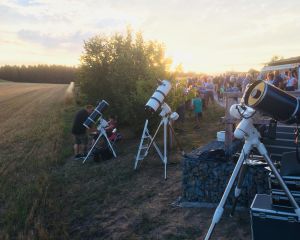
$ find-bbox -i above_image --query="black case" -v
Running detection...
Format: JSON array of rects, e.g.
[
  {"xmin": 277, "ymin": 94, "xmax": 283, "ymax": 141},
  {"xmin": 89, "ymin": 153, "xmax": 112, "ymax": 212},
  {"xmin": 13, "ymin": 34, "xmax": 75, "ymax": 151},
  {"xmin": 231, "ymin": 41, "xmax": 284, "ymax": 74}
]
[
  {"xmin": 271, "ymin": 190, "xmax": 300, "ymax": 209},
  {"xmin": 269, "ymin": 174, "xmax": 300, "ymax": 192},
  {"xmin": 250, "ymin": 194, "xmax": 300, "ymax": 240},
  {"xmin": 269, "ymin": 174, "xmax": 300, "ymax": 208}
]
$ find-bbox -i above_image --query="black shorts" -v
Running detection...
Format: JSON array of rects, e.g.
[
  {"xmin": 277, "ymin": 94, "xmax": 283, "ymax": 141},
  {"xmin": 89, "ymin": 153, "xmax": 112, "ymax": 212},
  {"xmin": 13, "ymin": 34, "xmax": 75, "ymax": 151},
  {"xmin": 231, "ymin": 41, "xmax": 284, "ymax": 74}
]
[
  {"xmin": 74, "ymin": 134, "xmax": 88, "ymax": 145},
  {"xmin": 195, "ymin": 112, "xmax": 202, "ymax": 118}
]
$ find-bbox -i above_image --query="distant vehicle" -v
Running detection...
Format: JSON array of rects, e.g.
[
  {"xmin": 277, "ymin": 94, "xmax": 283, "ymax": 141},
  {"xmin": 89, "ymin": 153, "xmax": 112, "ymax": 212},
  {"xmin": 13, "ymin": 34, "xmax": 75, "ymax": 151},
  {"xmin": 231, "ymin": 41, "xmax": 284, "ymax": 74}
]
[{"xmin": 259, "ymin": 56, "xmax": 300, "ymax": 90}]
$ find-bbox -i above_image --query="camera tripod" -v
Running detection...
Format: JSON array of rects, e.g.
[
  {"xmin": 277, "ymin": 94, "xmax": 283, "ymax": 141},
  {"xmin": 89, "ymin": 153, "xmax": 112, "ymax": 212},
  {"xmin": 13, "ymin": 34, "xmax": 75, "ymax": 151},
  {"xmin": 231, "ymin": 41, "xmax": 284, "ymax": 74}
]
[
  {"xmin": 82, "ymin": 118, "xmax": 117, "ymax": 164},
  {"xmin": 204, "ymin": 115, "xmax": 300, "ymax": 240}
]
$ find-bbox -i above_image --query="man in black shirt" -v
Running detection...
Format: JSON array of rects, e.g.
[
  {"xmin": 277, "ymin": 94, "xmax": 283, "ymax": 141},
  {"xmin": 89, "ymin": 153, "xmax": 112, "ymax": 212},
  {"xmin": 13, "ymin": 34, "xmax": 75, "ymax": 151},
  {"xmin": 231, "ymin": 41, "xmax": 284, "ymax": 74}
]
[{"xmin": 72, "ymin": 105, "xmax": 94, "ymax": 159}]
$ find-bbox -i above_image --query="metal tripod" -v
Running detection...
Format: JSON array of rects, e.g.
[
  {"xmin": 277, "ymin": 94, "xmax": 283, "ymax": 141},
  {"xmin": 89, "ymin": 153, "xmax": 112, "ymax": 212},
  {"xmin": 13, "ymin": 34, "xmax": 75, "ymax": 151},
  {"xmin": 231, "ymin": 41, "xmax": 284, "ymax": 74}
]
[
  {"xmin": 134, "ymin": 116, "xmax": 184, "ymax": 179},
  {"xmin": 82, "ymin": 121, "xmax": 117, "ymax": 164},
  {"xmin": 204, "ymin": 117, "xmax": 300, "ymax": 240}
]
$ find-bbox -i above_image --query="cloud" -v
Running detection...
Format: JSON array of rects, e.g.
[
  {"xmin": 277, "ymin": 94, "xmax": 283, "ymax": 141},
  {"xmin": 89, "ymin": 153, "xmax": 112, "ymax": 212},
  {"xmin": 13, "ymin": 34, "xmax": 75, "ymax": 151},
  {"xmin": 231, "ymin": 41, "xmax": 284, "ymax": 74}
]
[
  {"xmin": 17, "ymin": 30, "xmax": 92, "ymax": 49},
  {"xmin": 1, "ymin": 0, "xmax": 300, "ymax": 71}
]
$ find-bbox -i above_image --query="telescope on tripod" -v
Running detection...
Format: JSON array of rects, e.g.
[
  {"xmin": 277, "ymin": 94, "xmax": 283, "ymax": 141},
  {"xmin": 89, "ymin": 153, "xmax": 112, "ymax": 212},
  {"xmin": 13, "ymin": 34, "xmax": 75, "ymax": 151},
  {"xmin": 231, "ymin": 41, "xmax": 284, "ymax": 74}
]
[
  {"xmin": 204, "ymin": 81, "xmax": 300, "ymax": 240},
  {"xmin": 134, "ymin": 80, "xmax": 184, "ymax": 179},
  {"xmin": 82, "ymin": 100, "xmax": 117, "ymax": 163}
]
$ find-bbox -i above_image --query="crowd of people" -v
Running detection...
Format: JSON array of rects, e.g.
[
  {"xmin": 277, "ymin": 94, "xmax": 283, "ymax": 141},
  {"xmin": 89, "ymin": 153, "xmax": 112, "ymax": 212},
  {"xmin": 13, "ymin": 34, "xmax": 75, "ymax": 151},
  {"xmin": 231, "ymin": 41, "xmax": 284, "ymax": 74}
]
[
  {"xmin": 176, "ymin": 76, "xmax": 217, "ymax": 129},
  {"xmin": 176, "ymin": 68, "xmax": 299, "ymax": 129},
  {"xmin": 262, "ymin": 70, "xmax": 298, "ymax": 91},
  {"xmin": 177, "ymin": 73, "xmax": 255, "ymax": 117}
]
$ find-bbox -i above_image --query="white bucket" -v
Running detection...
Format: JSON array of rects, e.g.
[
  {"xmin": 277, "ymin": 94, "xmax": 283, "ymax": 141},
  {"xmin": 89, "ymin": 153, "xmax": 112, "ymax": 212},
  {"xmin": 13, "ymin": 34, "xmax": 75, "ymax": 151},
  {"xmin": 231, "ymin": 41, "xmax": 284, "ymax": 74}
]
[{"xmin": 217, "ymin": 131, "xmax": 225, "ymax": 142}]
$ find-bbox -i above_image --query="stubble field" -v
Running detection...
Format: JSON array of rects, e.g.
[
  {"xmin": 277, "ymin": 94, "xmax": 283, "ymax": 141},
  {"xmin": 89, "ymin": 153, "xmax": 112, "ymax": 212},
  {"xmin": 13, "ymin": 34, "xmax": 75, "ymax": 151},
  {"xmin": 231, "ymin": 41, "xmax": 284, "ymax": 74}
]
[{"xmin": 0, "ymin": 81, "xmax": 69, "ymax": 239}]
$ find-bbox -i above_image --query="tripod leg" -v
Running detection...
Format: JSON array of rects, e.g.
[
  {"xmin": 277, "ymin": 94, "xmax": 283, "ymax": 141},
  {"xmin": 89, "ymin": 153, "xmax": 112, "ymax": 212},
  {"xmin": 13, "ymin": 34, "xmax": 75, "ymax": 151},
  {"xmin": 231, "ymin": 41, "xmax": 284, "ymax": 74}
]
[
  {"xmin": 135, "ymin": 120, "xmax": 149, "ymax": 169},
  {"xmin": 164, "ymin": 118, "xmax": 167, "ymax": 180},
  {"xmin": 204, "ymin": 143, "xmax": 251, "ymax": 240},
  {"xmin": 83, "ymin": 133, "xmax": 103, "ymax": 164},
  {"xmin": 168, "ymin": 122, "xmax": 185, "ymax": 155},
  {"xmin": 145, "ymin": 119, "xmax": 164, "ymax": 154},
  {"xmin": 230, "ymin": 163, "xmax": 248, "ymax": 217},
  {"xmin": 102, "ymin": 130, "xmax": 117, "ymax": 158},
  {"xmin": 257, "ymin": 142, "xmax": 300, "ymax": 219}
]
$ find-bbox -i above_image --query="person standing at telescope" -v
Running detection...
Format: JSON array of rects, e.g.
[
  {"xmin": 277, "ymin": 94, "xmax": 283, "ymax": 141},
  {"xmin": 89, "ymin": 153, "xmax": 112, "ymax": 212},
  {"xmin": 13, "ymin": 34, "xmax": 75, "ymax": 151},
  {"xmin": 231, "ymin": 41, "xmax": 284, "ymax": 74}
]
[{"xmin": 71, "ymin": 105, "xmax": 94, "ymax": 159}]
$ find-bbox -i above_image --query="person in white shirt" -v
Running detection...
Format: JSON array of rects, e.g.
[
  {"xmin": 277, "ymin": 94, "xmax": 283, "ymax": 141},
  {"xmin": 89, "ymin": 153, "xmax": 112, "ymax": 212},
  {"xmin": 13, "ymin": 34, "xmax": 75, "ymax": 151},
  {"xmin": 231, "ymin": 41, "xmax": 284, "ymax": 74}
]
[{"xmin": 285, "ymin": 71, "xmax": 297, "ymax": 91}]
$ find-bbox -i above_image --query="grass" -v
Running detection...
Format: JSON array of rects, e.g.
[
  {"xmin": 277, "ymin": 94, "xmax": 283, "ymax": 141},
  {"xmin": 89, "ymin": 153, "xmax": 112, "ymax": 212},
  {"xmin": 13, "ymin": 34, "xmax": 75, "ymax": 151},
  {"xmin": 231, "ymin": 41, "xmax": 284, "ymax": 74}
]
[
  {"xmin": 0, "ymin": 82, "xmax": 70, "ymax": 239},
  {"xmin": 50, "ymin": 102, "xmax": 250, "ymax": 240},
  {"xmin": 0, "ymin": 82, "xmax": 251, "ymax": 240}
]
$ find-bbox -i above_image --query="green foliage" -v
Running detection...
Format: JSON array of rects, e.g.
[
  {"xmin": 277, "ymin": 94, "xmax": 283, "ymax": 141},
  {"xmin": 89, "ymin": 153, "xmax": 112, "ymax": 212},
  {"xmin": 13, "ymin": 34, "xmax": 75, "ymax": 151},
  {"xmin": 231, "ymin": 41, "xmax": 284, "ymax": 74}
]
[{"xmin": 77, "ymin": 29, "xmax": 173, "ymax": 128}]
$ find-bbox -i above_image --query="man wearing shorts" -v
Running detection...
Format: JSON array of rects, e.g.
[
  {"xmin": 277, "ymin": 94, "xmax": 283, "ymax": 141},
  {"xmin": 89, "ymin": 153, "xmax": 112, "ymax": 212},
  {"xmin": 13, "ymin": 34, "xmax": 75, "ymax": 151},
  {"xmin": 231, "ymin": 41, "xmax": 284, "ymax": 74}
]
[
  {"xmin": 192, "ymin": 93, "xmax": 203, "ymax": 129},
  {"xmin": 71, "ymin": 105, "xmax": 94, "ymax": 159}
]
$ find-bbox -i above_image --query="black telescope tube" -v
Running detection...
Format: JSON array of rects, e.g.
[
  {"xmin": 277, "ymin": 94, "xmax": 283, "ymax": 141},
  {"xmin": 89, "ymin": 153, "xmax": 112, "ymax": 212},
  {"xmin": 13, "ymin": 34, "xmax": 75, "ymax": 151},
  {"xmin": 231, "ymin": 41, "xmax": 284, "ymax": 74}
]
[
  {"xmin": 83, "ymin": 100, "xmax": 109, "ymax": 128},
  {"xmin": 244, "ymin": 81, "xmax": 300, "ymax": 124}
]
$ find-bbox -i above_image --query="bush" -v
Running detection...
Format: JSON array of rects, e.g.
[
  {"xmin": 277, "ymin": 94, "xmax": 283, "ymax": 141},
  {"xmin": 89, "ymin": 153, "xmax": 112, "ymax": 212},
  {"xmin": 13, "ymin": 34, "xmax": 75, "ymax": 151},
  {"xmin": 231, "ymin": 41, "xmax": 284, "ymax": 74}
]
[{"xmin": 77, "ymin": 29, "xmax": 174, "ymax": 130}]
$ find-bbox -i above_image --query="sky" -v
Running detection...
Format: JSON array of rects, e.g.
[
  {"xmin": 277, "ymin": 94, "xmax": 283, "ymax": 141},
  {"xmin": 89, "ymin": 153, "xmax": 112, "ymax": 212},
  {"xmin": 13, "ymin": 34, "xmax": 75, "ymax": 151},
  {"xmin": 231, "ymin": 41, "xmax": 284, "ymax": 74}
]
[{"xmin": 1, "ymin": 0, "xmax": 300, "ymax": 73}]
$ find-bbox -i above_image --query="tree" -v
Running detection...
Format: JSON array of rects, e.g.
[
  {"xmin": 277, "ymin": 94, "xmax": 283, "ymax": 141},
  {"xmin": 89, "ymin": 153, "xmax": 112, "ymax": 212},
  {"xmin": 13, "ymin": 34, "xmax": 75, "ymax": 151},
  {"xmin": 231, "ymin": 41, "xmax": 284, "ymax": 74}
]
[
  {"xmin": 270, "ymin": 55, "xmax": 284, "ymax": 63},
  {"xmin": 0, "ymin": 65, "xmax": 76, "ymax": 84},
  {"xmin": 77, "ymin": 29, "xmax": 173, "ymax": 128}
]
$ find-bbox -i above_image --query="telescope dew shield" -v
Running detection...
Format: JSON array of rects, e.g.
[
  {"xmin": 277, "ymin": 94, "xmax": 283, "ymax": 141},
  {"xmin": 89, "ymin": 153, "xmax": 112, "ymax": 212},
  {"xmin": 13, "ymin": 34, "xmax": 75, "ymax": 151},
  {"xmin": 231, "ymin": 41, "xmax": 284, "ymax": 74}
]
[
  {"xmin": 244, "ymin": 80, "xmax": 300, "ymax": 124},
  {"xmin": 145, "ymin": 80, "xmax": 172, "ymax": 112},
  {"xmin": 83, "ymin": 100, "xmax": 109, "ymax": 129}
]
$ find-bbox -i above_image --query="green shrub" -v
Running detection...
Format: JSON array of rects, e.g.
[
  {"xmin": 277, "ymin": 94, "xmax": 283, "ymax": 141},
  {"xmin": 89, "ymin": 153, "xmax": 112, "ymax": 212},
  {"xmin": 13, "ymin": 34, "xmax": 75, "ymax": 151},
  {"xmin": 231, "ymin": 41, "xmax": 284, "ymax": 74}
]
[{"xmin": 77, "ymin": 29, "xmax": 176, "ymax": 131}]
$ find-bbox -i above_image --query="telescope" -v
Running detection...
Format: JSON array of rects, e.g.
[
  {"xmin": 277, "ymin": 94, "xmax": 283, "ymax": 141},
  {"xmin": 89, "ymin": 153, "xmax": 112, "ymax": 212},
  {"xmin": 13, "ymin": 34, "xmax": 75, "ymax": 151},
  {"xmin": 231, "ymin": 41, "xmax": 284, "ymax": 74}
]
[
  {"xmin": 82, "ymin": 100, "xmax": 117, "ymax": 163},
  {"xmin": 135, "ymin": 79, "xmax": 184, "ymax": 179},
  {"xmin": 145, "ymin": 80, "xmax": 172, "ymax": 113},
  {"xmin": 204, "ymin": 82, "xmax": 300, "ymax": 239},
  {"xmin": 83, "ymin": 100, "xmax": 109, "ymax": 129},
  {"xmin": 244, "ymin": 80, "xmax": 300, "ymax": 124}
]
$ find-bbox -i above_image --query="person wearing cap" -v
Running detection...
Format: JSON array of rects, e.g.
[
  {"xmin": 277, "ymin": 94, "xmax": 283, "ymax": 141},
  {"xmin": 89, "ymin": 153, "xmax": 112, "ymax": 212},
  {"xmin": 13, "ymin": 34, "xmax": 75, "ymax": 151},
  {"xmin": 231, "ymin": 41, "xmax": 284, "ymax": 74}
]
[{"xmin": 71, "ymin": 105, "xmax": 94, "ymax": 159}]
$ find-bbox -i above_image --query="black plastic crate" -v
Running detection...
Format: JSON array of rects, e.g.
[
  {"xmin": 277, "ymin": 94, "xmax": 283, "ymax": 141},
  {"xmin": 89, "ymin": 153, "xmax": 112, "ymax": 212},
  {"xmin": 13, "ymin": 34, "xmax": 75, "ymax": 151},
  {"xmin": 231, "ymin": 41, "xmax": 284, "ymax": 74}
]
[
  {"xmin": 250, "ymin": 194, "xmax": 300, "ymax": 240},
  {"xmin": 271, "ymin": 190, "xmax": 300, "ymax": 209}
]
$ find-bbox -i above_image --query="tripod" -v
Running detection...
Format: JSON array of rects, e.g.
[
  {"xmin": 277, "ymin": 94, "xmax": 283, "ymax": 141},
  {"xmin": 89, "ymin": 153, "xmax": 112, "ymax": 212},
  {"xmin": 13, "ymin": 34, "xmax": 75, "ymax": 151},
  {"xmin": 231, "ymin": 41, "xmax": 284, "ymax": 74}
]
[
  {"xmin": 134, "ymin": 103, "xmax": 184, "ymax": 179},
  {"xmin": 82, "ymin": 118, "xmax": 117, "ymax": 164},
  {"xmin": 204, "ymin": 111, "xmax": 300, "ymax": 240}
]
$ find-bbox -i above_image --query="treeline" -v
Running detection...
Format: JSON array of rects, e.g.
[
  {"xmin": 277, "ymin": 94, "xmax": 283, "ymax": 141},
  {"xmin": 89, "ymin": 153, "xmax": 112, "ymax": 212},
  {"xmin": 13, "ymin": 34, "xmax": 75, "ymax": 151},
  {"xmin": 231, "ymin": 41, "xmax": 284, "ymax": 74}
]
[{"xmin": 0, "ymin": 65, "xmax": 77, "ymax": 84}]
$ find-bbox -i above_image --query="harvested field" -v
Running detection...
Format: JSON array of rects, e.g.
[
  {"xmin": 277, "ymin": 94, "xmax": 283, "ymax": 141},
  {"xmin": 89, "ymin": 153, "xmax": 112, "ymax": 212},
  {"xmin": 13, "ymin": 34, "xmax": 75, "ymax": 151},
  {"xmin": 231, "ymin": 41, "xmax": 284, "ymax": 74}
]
[{"xmin": 0, "ymin": 81, "xmax": 69, "ymax": 239}]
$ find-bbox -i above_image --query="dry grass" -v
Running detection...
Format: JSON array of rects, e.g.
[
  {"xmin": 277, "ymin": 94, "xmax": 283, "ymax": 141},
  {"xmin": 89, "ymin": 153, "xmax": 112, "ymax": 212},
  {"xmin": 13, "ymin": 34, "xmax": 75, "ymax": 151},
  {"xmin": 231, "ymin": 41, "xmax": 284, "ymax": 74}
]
[
  {"xmin": 55, "ymin": 103, "xmax": 251, "ymax": 240},
  {"xmin": 0, "ymin": 82, "xmax": 251, "ymax": 240},
  {"xmin": 0, "ymin": 81, "xmax": 70, "ymax": 239}
]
